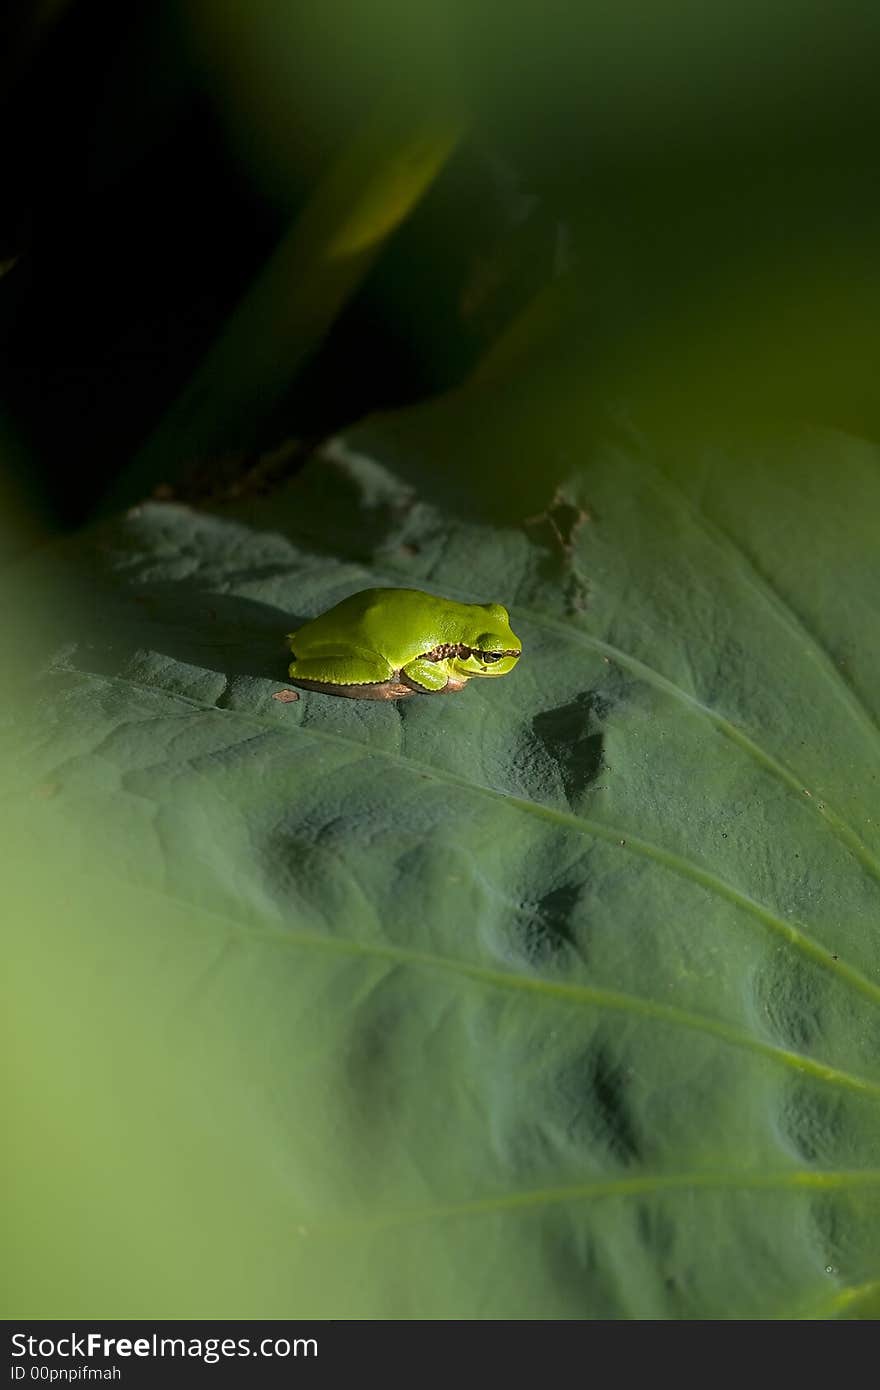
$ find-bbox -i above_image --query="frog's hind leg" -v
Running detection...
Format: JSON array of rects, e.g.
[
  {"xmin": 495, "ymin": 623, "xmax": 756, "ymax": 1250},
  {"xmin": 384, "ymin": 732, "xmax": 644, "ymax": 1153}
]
[{"xmin": 287, "ymin": 648, "xmax": 395, "ymax": 690}]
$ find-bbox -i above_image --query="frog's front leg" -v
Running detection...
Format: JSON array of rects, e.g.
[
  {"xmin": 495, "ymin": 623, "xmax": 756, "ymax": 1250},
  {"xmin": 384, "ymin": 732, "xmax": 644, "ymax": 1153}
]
[{"xmin": 401, "ymin": 657, "xmax": 461, "ymax": 692}]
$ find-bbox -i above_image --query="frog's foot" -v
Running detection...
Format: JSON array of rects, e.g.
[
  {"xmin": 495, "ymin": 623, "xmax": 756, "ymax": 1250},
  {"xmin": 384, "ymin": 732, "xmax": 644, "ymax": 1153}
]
[
  {"xmin": 289, "ymin": 677, "xmax": 419, "ymax": 700},
  {"xmin": 401, "ymin": 657, "xmax": 467, "ymax": 693}
]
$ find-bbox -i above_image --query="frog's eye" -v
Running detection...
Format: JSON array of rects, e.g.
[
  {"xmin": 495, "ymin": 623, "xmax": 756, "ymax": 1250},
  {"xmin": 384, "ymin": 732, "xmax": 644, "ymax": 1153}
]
[{"xmin": 480, "ymin": 652, "xmax": 503, "ymax": 664}]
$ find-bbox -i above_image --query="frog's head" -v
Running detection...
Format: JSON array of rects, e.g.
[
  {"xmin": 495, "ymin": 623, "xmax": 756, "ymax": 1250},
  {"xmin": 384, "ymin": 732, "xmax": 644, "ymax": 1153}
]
[{"xmin": 449, "ymin": 602, "xmax": 522, "ymax": 680}]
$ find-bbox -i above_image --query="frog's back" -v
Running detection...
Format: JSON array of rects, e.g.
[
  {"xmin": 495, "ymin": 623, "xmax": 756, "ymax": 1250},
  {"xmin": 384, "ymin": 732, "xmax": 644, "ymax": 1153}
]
[
  {"xmin": 348, "ymin": 588, "xmax": 451, "ymax": 661},
  {"xmin": 295, "ymin": 587, "xmax": 449, "ymax": 662}
]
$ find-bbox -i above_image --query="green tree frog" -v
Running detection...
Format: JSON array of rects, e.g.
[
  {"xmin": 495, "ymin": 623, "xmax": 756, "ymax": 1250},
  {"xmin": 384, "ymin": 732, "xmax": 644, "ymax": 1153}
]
[{"xmin": 287, "ymin": 587, "xmax": 522, "ymax": 699}]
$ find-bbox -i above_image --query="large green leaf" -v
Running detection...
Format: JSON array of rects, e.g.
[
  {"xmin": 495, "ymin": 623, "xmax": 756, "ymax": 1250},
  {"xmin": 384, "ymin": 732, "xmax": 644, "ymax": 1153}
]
[{"xmin": 3, "ymin": 372, "xmax": 880, "ymax": 1318}]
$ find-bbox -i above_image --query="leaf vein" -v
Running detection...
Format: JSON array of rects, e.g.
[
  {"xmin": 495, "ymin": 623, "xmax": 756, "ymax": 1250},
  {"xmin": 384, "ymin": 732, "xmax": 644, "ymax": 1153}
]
[
  {"xmin": 63, "ymin": 665, "xmax": 880, "ymax": 1010},
  {"xmin": 40, "ymin": 846, "xmax": 880, "ymax": 1102}
]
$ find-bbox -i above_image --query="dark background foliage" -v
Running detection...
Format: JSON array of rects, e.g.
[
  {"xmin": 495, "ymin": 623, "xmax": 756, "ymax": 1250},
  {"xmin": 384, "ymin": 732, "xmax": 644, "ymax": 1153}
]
[{"xmin": 5, "ymin": 0, "xmax": 880, "ymax": 535}]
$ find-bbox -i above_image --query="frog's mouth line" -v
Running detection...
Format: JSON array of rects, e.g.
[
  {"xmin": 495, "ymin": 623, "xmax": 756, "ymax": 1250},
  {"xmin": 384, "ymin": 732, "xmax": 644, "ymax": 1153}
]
[{"xmin": 423, "ymin": 643, "xmax": 521, "ymax": 664}]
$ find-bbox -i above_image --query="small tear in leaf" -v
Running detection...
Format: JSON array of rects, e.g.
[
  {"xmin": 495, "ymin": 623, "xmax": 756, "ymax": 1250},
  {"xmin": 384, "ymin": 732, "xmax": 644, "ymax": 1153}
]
[{"xmin": 523, "ymin": 490, "xmax": 593, "ymax": 554}]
